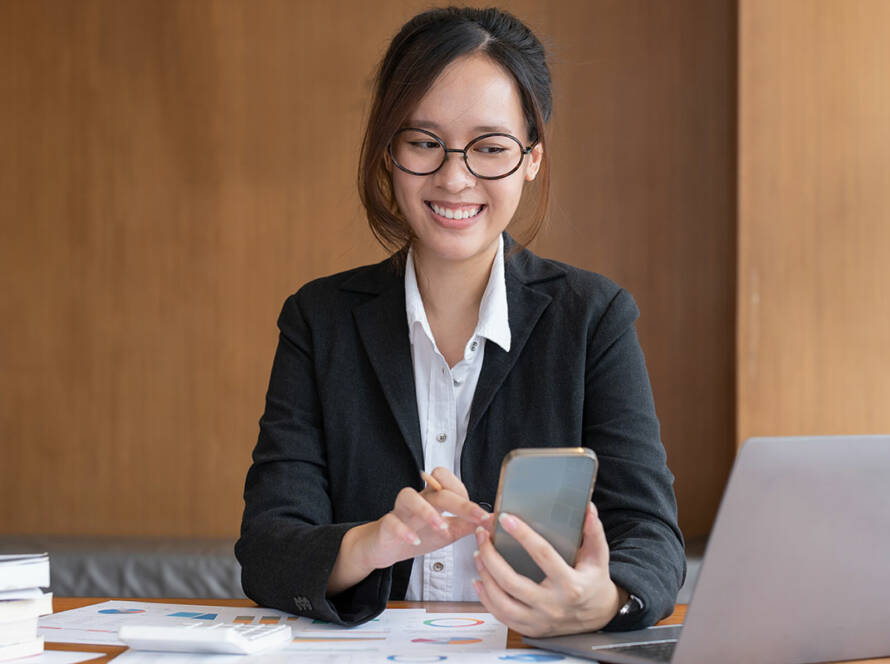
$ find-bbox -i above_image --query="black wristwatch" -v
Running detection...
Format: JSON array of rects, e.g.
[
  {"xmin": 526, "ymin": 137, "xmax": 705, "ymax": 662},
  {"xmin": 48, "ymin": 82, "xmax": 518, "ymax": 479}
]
[{"xmin": 618, "ymin": 592, "xmax": 645, "ymax": 619}]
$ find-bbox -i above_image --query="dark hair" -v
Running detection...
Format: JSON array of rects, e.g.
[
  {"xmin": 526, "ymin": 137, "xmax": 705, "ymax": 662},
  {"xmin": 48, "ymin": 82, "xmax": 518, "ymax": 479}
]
[{"xmin": 358, "ymin": 6, "xmax": 552, "ymax": 257}]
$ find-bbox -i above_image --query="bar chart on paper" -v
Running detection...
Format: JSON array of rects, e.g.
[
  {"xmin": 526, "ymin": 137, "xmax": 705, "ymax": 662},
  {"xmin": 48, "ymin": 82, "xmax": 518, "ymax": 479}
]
[{"xmin": 39, "ymin": 601, "xmax": 302, "ymax": 646}]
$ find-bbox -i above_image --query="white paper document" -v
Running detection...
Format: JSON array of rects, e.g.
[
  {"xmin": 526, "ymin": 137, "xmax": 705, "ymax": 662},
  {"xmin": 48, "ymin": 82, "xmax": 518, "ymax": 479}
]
[
  {"xmin": 7, "ymin": 652, "xmax": 103, "ymax": 664},
  {"xmin": 40, "ymin": 600, "xmax": 531, "ymax": 661},
  {"xmin": 285, "ymin": 608, "xmax": 425, "ymax": 652},
  {"xmin": 383, "ymin": 612, "xmax": 508, "ymax": 652},
  {"xmin": 39, "ymin": 601, "xmax": 302, "ymax": 646},
  {"xmin": 112, "ymin": 649, "xmax": 588, "ymax": 662}
]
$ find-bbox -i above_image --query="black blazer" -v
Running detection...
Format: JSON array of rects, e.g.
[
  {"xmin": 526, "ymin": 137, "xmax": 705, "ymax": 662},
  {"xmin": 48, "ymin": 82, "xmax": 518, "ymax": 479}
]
[{"xmin": 235, "ymin": 234, "xmax": 685, "ymax": 630}]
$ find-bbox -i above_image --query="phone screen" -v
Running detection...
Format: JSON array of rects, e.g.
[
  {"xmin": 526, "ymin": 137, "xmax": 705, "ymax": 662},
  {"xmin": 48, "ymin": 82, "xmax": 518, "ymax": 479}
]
[{"xmin": 492, "ymin": 448, "xmax": 598, "ymax": 583}]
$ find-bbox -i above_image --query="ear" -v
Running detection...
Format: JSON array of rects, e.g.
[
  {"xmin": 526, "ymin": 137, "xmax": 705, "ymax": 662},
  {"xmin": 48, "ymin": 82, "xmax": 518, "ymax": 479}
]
[{"xmin": 524, "ymin": 143, "xmax": 544, "ymax": 182}]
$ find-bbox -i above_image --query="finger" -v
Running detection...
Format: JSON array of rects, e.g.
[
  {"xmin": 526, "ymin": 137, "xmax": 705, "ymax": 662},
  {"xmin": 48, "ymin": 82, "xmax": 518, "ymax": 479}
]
[
  {"xmin": 473, "ymin": 548, "xmax": 537, "ymax": 633},
  {"xmin": 472, "ymin": 576, "xmax": 540, "ymax": 637},
  {"xmin": 426, "ymin": 490, "xmax": 491, "ymax": 525},
  {"xmin": 420, "ymin": 471, "xmax": 443, "ymax": 492},
  {"xmin": 474, "ymin": 525, "xmax": 546, "ymax": 604},
  {"xmin": 379, "ymin": 512, "xmax": 422, "ymax": 547},
  {"xmin": 393, "ymin": 487, "xmax": 449, "ymax": 533},
  {"xmin": 430, "ymin": 466, "xmax": 469, "ymax": 499},
  {"xmin": 472, "ymin": 577, "xmax": 494, "ymax": 612},
  {"xmin": 575, "ymin": 503, "xmax": 610, "ymax": 570},
  {"xmin": 443, "ymin": 515, "xmax": 478, "ymax": 541},
  {"xmin": 495, "ymin": 512, "xmax": 575, "ymax": 587}
]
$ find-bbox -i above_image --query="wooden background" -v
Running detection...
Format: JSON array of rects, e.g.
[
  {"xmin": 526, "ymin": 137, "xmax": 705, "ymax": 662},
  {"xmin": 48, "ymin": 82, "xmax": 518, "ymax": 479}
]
[
  {"xmin": 0, "ymin": 0, "xmax": 736, "ymax": 540},
  {"xmin": 738, "ymin": 0, "xmax": 890, "ymax": 444}
]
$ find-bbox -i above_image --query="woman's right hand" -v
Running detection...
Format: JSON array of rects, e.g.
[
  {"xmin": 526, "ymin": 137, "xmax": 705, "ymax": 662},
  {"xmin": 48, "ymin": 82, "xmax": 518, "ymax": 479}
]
[{"xmin": 327, "ymin": 467, "xmax": 491, "ymax": 595}]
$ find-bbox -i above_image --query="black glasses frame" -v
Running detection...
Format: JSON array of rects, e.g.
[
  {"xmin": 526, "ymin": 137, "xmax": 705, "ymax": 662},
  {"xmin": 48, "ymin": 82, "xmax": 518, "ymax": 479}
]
[{"xmin": 388, "ymin": 127, "xmax": 535, "ymax": 180}]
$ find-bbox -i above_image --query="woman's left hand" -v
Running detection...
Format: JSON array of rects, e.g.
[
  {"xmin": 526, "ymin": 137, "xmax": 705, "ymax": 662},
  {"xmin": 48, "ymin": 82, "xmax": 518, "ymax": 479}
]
[{"xmin": 472, "ymin": 502, "xmax": 626, "ymax": 637}]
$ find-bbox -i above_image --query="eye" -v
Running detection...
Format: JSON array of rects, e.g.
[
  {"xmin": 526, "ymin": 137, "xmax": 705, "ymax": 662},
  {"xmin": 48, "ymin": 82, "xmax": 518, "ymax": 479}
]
[
  {"xmin": 409, "ymin": 140, "xmax": 441, "ymax": 150},
  {"xmin": 471, "ymin": 140, "xmax": 514, "ymax": 157}
]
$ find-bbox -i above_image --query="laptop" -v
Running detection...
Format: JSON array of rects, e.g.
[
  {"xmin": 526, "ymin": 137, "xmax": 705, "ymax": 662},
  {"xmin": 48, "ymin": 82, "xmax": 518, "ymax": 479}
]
[{"xmin": 524, "ymin": 435, "xmax": 890, "ymax": 664}]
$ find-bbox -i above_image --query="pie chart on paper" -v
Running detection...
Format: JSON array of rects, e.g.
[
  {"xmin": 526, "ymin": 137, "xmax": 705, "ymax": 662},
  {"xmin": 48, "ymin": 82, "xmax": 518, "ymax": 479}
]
[{"xmin": 422, "ymin": 617, "xmax": 485, "ymax": 628}]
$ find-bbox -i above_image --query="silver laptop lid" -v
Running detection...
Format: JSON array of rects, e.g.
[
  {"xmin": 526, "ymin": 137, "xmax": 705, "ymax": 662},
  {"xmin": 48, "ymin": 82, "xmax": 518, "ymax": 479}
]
[{"xmin": 675, "ymin": 435, "xmax": 890, "ymax": 664}]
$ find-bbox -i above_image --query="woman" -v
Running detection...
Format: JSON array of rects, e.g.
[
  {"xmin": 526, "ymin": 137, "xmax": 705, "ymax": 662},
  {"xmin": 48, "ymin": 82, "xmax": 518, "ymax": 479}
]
[{"xmin": 236, "ymin": 7, "xmax": 684, "ymax": 637}]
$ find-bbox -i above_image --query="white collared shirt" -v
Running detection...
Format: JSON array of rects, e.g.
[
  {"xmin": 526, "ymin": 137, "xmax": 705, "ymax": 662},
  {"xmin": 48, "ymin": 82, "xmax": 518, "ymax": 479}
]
[{"xmin": 403, "ymin": 235, "xmax": 511, "ymax": 601}]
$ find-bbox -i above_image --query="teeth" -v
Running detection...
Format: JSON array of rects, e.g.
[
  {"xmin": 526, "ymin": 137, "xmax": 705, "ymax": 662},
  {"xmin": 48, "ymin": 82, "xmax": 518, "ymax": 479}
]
[{"xmin": 430, "ymin": 203, "xmax": 482, "ymax": 220}]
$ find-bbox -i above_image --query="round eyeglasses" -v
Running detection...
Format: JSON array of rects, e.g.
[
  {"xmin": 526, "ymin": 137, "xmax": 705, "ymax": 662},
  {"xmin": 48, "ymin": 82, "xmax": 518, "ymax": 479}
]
[{"xmin": 388, "ymin": 128, "xmax": 535, "ymax": 180}]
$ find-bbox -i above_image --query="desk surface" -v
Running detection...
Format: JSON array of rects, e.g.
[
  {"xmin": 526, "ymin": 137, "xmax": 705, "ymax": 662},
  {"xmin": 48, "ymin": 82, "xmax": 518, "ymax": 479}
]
[{"xmin": 45, "ymin": 597, "xmax": 887, "ymax": 663}]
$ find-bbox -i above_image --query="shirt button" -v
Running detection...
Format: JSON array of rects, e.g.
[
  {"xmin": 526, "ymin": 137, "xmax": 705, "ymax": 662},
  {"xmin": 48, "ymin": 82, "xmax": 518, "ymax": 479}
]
[
  {"xmin": 453, "ymin": 378, "xmax": 462, "ymax": 386},
  {"xmin": 470, "ymin": 341, "xmax": 478, "ymax": 351},
  {"xmin": 432, "ymin": 562, "xmax": 445, "ymax": 572},
  {"xmin": 437, "ymin": 433, "xmax": 447, "ymax": 443}
]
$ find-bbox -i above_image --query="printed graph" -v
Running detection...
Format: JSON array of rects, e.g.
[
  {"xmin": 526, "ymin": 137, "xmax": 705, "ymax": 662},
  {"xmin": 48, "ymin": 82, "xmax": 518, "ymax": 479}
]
[
  {"xmin": 292, "ymin": 635, "xmax": 387, "ymax": 643},
  {"xmin": 412, "ymin": 636, "xmax": 482, "ymax": 645},
  {"xmin": 97, "ymin": 609, "xmax": 144, "ymax": 615},
  {"xmin": 423, "ymin": 617, "xmax": 485, "ymax": 628}
]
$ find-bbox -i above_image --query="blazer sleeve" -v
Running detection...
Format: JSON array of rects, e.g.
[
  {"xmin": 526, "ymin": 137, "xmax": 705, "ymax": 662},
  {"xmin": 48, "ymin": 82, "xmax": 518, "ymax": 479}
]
[
  {"xmin": 584, "ymin": 288, "xmax": 686, "ymax": 631},
  {"xmin": 234, "ymin": 291, "xmax": 392, "ymax": 625}
]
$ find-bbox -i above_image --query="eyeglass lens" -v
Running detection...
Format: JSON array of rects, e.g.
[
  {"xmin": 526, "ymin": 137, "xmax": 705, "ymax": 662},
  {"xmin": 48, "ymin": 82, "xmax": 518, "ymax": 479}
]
[{"xmin": 390, "ymin": 129, "xmax": 524, "ymax": 179}]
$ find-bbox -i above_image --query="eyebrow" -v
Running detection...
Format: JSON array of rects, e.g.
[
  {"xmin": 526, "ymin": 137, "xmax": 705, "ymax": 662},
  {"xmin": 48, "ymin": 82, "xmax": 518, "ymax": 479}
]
[{"xmin": 409, "ymin": 120, "xmax": 515, "ymax": 134}]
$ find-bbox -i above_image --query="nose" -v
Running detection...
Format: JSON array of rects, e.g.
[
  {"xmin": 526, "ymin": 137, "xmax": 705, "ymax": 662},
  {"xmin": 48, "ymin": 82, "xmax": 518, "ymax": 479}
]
[{"xmin": 433, "ymin": 151, "xmax": 475, "ymax": 192}]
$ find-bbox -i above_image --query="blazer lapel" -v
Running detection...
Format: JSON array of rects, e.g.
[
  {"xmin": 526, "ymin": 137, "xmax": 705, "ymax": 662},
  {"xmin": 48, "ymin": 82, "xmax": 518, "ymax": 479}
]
[
  {"xmin": 346, "ymin": 238, "xmax": 565, "ymax": 472},
  {"xmin": 349, "ymin": 263, "xmax": 424, "ymax": 473},
  {"xmin": 466, "ymin": 275, "xmax": 552, "ymax": 441},
  {"xmin": 466, "ymin": 239, "xmax": 563, "ymax": 441}
]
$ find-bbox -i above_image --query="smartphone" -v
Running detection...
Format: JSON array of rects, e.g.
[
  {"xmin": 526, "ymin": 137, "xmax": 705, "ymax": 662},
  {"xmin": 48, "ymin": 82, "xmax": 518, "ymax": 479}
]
[{"xmin": 492, "ymin": 447, "xmax": 598, "ymax": 583}]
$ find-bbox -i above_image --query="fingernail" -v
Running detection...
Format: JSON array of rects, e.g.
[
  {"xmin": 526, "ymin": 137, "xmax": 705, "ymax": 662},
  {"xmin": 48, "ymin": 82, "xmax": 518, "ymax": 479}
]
[
  {"xmin": 411, "ymin": 536, "xmax": 421, "ymax": 546},
  {"xmin": 473, "ymin": 550, "xmax": 479, "ymax": 558},
  {"xmin": 438, "ymin": 520, "xmax": 449, "ymax": 531},
  {"xmin": 473, "ymin": 507, "xmax": 490, "ymax": 521},
  {"xmin": 499, "ymin": 512, "xmax": 517, "ymax": 531}
]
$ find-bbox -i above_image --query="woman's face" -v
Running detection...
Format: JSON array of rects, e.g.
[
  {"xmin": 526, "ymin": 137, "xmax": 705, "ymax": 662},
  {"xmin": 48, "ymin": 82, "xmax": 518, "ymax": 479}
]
[{"xmin": 391, "ymin": 53, "xmax": 543, "ymax": 268}]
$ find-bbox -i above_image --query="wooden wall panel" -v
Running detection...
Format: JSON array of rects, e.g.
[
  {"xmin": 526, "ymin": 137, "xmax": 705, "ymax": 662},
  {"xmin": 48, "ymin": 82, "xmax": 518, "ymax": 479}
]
[
  {"xmin": 533, "ymin": 1, "xmax": 737, "ymax": 538},
  {"xmin": 738, "ymin": 0, "xmax": 890, "ymax": 445},
  {"xmin": 1, "ymin": 0, "xmax": 734, "ymax": 539}
]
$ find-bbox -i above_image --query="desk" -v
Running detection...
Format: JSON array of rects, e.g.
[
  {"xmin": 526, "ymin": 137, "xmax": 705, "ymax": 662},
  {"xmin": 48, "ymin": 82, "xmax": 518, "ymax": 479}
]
[{"xmin": 44, "ymin": 598, "xmax": 887, "ymax": 663}]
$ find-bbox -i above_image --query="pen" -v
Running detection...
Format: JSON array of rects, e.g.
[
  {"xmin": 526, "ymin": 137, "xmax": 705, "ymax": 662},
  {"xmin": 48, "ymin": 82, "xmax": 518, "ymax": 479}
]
[{"xmin": 420, "ymin": 471, "xmax": 443, "ymax": 491}]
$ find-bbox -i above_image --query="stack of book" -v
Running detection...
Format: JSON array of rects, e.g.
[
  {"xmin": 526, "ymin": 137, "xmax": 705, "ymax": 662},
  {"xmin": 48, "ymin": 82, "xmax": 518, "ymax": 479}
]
[{"xmin": 0, "ymin": 553, "xmax": 52, "ymax": 661}]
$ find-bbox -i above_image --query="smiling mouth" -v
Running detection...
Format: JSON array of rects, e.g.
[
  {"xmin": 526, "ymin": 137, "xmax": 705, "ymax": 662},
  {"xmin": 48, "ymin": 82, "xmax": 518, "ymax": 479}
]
[{"xmin": 426, "ymin": 201, "xmax": 485, "ymax": 220}]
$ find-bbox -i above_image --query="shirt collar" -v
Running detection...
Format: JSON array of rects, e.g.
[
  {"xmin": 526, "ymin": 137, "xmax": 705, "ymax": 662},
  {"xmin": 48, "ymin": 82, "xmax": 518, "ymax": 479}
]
[
  {"xmin": 405, "ymin": 247, "xmax": 433, "ymax": 341},
  {"xmin": 404, "ymin": 234, "xmax": 512, "ymax": 353},
  {"xmin": 475, "ymin": 235, "xmax": 511, "ymax": 352}
]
